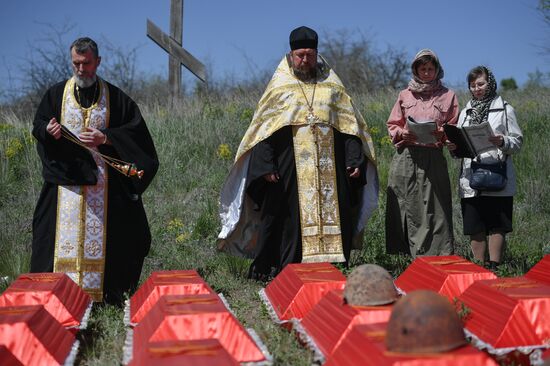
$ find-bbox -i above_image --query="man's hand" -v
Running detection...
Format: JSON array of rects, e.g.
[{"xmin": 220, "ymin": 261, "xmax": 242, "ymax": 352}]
[
  {"xmin": 46, "ymin": 118, "xmax": 62, "ymax": 139},
  {"xmin": 263, "ymin": 172, "xmax": 280, "ymax": 183},
  {"xmin": 79, "ymin": 127, "xmax": 107, "ymax": 147},
  {"xmin": 347, "ymin": 167, "xmax": 360, "ymax": 178}
]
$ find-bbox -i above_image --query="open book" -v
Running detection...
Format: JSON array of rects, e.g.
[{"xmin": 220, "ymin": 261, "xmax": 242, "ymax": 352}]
[
  {"xmin": 443, "ymin": 122, "xmax": 495, "ymax": 158},
  {"xmin": 406, "ymin": 116, "xmax": 437, "ymax": 145}
]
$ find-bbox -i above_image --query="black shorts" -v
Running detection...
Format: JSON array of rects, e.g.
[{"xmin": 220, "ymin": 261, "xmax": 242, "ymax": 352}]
[{"xmin": 461, "ymin": 196, "xmax": 513, "ymax": 235}]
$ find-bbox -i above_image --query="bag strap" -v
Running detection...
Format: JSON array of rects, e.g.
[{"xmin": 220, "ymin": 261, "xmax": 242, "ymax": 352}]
[
  {"xmin": 501, "ymin": 101, "xmax": 509, "ymax": 162},
  {"xmin": 472, "ymin": 99, "xmax": 509, "ymax": 163}
]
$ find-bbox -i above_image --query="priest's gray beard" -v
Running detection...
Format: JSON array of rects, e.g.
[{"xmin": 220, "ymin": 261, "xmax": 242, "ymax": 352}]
[
  {"xmin": 292, "ymin": 65, "xmax": 317, "ymax": 82},
  {"xmin": 74, "ymin": 74, "xmax": 97, "ymax": 88}
]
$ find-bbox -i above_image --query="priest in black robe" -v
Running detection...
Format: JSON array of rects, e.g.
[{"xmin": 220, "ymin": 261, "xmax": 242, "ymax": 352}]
[
  {"xmin": 31, "ymin": 37, "xmax": 158, "ymax": 305},
  {"xmin": 218, "ymin": 27, "xmax": 379, "ymax": 280}
]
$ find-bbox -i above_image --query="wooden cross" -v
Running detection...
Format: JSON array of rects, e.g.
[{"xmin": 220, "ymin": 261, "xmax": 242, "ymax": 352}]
[{"xmin": 147, "ymin": 0, "xmax": 206, "ymax": 102}]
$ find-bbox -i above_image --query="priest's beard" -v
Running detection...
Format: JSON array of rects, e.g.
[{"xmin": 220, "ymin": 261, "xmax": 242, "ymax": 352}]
[
  {"xmin": 74, "ymin": 74, "xmax": 97, "ymax": 88},
  {"xmin": 292, "ymin": 64, "xmax": 317, "ymax": 82}
]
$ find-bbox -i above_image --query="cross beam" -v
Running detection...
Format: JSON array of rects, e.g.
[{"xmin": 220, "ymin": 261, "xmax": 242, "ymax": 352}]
[{"xmin": 146, "ymin": 0, "xmax": 205, "ymax": 101}]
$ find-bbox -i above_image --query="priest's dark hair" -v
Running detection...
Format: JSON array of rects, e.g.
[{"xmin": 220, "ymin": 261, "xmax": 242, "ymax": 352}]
[{"xmin": 70, "ymin": 37, "xmax": 99, "ymax": 58}]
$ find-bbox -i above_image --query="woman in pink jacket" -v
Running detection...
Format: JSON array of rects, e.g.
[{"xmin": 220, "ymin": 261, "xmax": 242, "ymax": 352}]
[{"xmin": 385, "ymin": 49, "xmax": 459, "ymax": 257}]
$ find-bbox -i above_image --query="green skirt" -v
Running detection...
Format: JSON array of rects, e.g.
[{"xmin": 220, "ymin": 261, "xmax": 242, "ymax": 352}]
[{"xmin": 385, "ymin": 146, "xmax": 454, "ymax": 257}]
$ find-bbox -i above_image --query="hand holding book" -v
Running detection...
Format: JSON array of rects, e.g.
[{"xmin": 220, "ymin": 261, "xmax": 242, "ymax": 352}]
[
  {"xmin": 405, "ymin": 116, "xmax": 438, "ymax": 145},
  {"xmin": 443, "ymin": 122, "xmax": 496, "ymax": 158}
]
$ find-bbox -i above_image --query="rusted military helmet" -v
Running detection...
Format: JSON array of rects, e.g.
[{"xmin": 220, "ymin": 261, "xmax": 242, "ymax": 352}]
[
  {"xmin": 385, "ymin": 290, "xmax": 466, "ymax": 353},
  {"xmin": 343, "ymin": 264, "xmax": 399, "ymax": 306}
]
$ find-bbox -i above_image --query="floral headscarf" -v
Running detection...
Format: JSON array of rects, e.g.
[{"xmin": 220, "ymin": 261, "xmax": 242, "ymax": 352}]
[
  {"xmin": 468, "ymin": 66, "xmax": 498, "ymax": 125},
  {"xmin": 408, "ymin": 49, "xmax": 445, "ymax": 94}
]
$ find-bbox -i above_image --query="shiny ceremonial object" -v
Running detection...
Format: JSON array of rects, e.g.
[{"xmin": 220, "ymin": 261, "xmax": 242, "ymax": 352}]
[
  {"xmin": 60, "ymin": 125, "xmax": 145, "ymax": 179},
  {"xmin": 112, "ymin": 162, "xmax": 144, "ymax": 179}
]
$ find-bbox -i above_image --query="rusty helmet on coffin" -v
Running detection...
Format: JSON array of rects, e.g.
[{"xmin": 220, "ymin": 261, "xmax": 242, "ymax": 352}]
[
  {"xmin": 385, "ymin": 290, "xmax": 466, "ymax": 353},
  {"xmin": 343, "ymin": 264, "xmax": 399, "ymax": 306}
]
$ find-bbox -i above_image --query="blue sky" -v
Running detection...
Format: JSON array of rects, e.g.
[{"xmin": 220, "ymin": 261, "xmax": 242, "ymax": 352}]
[{"xmin": 1, "ymin": 0, "xmax": 548, "ymax": 93}]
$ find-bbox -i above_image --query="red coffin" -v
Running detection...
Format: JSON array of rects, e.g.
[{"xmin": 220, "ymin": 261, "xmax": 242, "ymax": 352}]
[
  {"xmin": 525, "ymin": 255, "xmax": 550, "ymax": 285},
  {"xmin": 459, "ymin": 277, "xmax": 550, "ymax": 352},
  {"xmin": 127, "ymin": 270, "xmax": 214, "ymax": 326},
  {"xmin": 128, "ymin": 339, "xmax": 239, "ymax": 366},
  {"xmin": 129, "ymin": 293, "xmax": 268, "ymax": 363},
  {"xmin": 0, "ymin": 305, "xmax": 76, "ymax": 366},
  {"xmin": 325, "ymin": 322, "xmax": 498, "ymax": 366},
  {"xmin": 0, "ymin": 272, "xmax": 92, "ymax": 329},
  {"xmin": 261, "ymin": 262, "xmax": 346, "ymax": 326},
  {"xmin": 395, "ymin": 256, "xmax": 497, "ymax": 301},
  {"xmin": 297, "ymin": 289, "xmax": 393, "ymax": 361}
]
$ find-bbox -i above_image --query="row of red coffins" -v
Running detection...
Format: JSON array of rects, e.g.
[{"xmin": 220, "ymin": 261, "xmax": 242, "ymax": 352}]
[
  {"xmin": 0, "ymin": 272, "xmax": 93, "ymax": 365},
  {"xmin": 260, "ymin": 260, "xmax": 497, "ymax": 365},
  {"xmin": 260, "ymin": 256, "xmax": 550, "ymax": 365},
  {"xmin": 122, "ymin": 269, "xmax": 271, "ymax": 365}
]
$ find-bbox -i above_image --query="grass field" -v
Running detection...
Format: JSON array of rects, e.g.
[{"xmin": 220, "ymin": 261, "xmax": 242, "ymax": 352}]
[{"xmin": 0, "ymin": 87, "xmax": 548, "ymax": 365}]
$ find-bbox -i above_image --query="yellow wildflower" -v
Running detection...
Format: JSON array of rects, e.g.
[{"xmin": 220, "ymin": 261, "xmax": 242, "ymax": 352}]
[
  {"xmin": 369, "ymin": 126, "xmax": 380, "ymax": 136},
  {"xmin": 158, "ymin": 107, "xmax": 168, "ymax": 119},
  {"xmin": 175, "ymin": 232, "xmax": 191, "ymax": 244},
  {"xmin": 6, "ymin": 138, "xmax": 23, "ymax": 159},
  {"xmin": 380, "ymin": 136, "xmax": 392, "ymax": 146},
  {"xmin": 0, "ymin": 124, "xmax": 13, "ymax": 132},
  {"xmin": 167, "ymin": 218, "xmax": 184, "ymax": 232},
  {"xmin": 368, "ymin": 102, "xmax": 385, "ymax": 113},
  {"xmin": 217, "ymin": 144, "xmax": 232, "ymax": 160}
]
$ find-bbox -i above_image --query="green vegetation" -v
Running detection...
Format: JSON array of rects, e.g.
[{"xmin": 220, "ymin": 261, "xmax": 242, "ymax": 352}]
[
  {"xmin": 500, "ymin": 78, "xmax": 518, "ymax": 91},
  {"xmin": 0, "ymin": 88, "xmax": 548, "ymax": 365}
]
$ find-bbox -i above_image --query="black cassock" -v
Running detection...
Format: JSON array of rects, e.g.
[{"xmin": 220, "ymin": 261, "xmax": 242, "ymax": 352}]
[
  {"xmin": 245, "ymin": 126, "xmax": 366, "ymax": 280},
  {"xmin": 31, "ymin": 79, "xmax": 158, "ymax": 305}
]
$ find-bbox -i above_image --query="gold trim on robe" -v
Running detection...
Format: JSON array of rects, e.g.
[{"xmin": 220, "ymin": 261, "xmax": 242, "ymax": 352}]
[{"xmin": 54, "ymin": 77, "xmax": 109, "ymax": 301}]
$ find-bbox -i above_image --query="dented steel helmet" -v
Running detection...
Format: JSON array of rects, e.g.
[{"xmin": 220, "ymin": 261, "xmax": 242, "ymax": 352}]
[
  {"xmin": 343, "ymin": 264, "xmax": 399, "ymax": 306},
  {"xmin": 385, "ymin": 290, "xmax": 466, "ymax": 353}
]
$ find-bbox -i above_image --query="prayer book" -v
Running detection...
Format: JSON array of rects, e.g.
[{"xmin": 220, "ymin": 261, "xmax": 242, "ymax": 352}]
[
  {"xmin": 443, "ymin": 122, "xmax": 495, "ymax": 159},
  {"xmin": 406, "ymin": 116, "xmax": 437, "ymax": 145}
]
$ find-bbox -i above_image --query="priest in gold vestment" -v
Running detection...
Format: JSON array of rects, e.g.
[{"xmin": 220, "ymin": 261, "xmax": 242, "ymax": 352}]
[{"xmin": 218, "ymin": 27, "xmax": 378, "ymax": 280}]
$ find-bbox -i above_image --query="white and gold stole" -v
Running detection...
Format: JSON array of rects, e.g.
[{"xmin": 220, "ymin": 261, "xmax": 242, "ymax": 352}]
[{"xmin": 54, "ymin": 77, "xmax": 109, "ymax": 301}]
